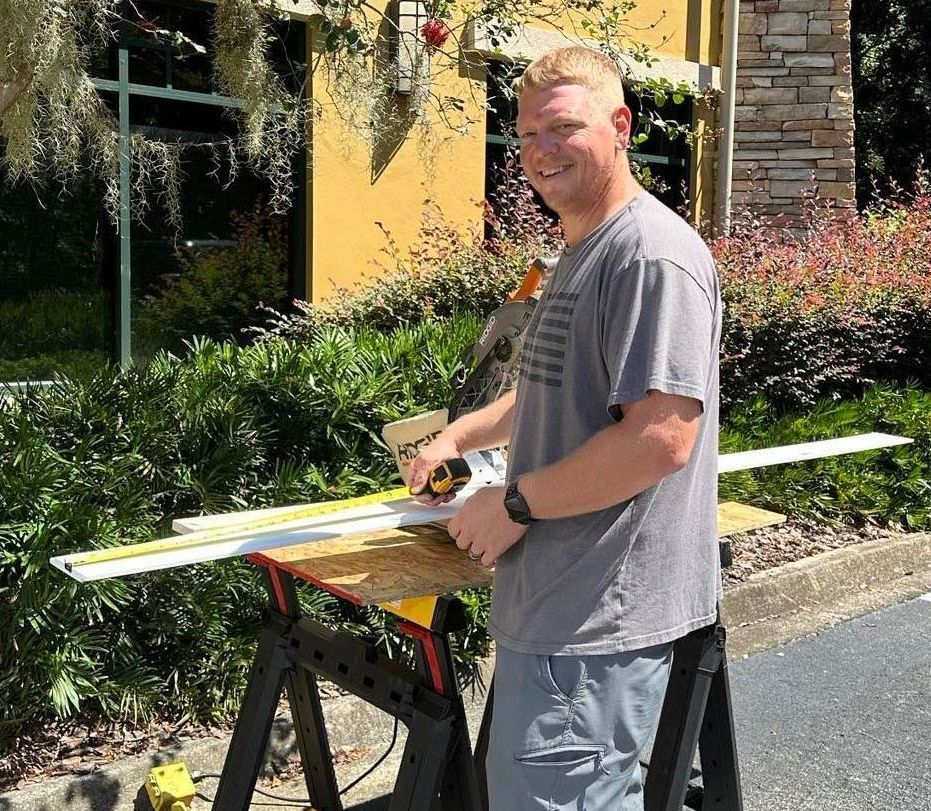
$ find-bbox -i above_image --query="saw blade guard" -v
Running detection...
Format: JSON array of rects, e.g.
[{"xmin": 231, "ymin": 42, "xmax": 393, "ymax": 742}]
[{"xmin": 449, "ymin": 257, "xmax": 556, "ymax": 421}]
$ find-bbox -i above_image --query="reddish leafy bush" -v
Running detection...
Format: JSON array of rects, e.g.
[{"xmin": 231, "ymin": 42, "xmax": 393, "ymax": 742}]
[
  {"xmin": 713, "ymin": 172, "xmax": 931, "ymax": 415},
  {"xmin": 260, "ymin": 171, "xmax": 563, "ymax": 339}
]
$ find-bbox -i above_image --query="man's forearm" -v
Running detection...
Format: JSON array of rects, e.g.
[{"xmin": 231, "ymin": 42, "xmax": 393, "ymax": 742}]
[{"xmin": 444, "ymin": 390, "xmax": 516, "ymax": 453}]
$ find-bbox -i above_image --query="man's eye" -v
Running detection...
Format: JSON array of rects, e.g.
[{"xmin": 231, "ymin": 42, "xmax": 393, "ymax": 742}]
[
  {"xmin": 558, "ymin": 122, "xmax": 577, "ymax": 132},
  {"xmin": 518, "ymin": 132, "xmax": 535, "ymax": 143}
]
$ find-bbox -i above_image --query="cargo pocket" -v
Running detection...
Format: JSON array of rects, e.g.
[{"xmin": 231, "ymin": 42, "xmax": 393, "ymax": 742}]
[
  {"xmin": 536, "ymin": 654, "xmax": 587, "ymax": 703},
  {"xmin": 515, "ymin": 743, "xmax": 610, "ymax": 810}
]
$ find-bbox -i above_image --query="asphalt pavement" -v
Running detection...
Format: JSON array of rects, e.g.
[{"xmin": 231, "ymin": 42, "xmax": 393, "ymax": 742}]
[
  {"xmin": 729, "ymin": 592, "xmax": 931, "ymax": 811},
  {"xmin": 331, "ymin": 591, "xmax": 931, "ymax": 811}
]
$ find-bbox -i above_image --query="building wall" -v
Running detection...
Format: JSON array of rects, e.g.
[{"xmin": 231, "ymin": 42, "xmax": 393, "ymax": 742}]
[
  {"xmin": 733, "ymin": 0, "xmax": 856, "ymax": 223},
  {"xmin": 306, "ymin": 20, "xmax": 488, "ymax": 302},
  {"xmin": 304, "ymin": 1, "xmax": 725, "ymax": 302}
]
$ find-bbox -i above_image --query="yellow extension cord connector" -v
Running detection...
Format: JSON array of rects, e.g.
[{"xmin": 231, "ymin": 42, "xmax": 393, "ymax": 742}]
[{"xmin": 145, "ymin": 762, "xmax": 195, "ymax": 810}]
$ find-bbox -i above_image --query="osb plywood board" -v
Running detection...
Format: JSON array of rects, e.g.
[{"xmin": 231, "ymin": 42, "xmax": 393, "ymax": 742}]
[
  {"xmin": 718, "ymin": 501, "xmax": 786, "ymax": 537},
  {"xmin": 257, "ymin": 523, "xmax": 493, "ymax": 604},
  {"xmin": 257, "ymin": 502, "xmax": 785, "ymax": 604}
]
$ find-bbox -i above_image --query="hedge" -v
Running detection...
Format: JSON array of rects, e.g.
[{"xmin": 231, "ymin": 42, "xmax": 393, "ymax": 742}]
[
  {"xmin": 0, "ymin": 323, "xmax": 485, "ymax": 733},
  {"xmin": 3, "ymin": 177, "xmax": 931, "ymax": 733},
  {"xmin": 2, "ymin": 323, "xmax": 929, "ymax": 733},
  {"xmin": 264, "ymin": 176, "xmax": 931, "ymax": 418}
]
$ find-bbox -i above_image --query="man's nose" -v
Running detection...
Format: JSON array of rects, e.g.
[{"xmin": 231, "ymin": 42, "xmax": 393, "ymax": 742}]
[{"xmin": 536, "ymin": 131, "xmax": 559, "ymax": 156}]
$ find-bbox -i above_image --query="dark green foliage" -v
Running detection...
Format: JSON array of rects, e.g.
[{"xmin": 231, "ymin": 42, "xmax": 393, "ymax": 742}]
[
  {"xmin": 852, "ymin": 0, "xmax": 931, "ymax": 205},
  {"xmin": 720, "ymin": 385, "xmax": 931, "ymax": 530},
  {"xmin": 0, "ymin": 350, "xmax": 109, "ymax": 383},
  {"xmin": 0, "ymin": 290, "xmax": 110, "ymax": 380},
  {"xmin": 0, "ymin": 320, "xmax": 488, "ymax": 733},
  {"xmin": 719, "ymin": 301, "xmax": 931, "ymax": 417},
  {"xmin": 257, "ymin": 197, "xmax": 561, "ymax": 340}
]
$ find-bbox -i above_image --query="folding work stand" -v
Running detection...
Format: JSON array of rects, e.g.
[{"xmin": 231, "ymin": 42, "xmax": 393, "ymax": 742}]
[
  {"xmin": 212, "ymin": 524, "xmax": 493, "ymax": 811},
  {"xmin": 211, "ymin": 524, "xmax": 743, "ymax": 811}
]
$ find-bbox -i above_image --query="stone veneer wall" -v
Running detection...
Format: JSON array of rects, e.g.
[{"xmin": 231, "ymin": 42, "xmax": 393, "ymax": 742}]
[{"xmin": 733, "ymin": 0, "xmax": 855, "ymax": 224}]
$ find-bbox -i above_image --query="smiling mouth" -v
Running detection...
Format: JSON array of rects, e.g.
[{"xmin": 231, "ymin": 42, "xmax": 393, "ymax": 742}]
[{"xmin": 539, "ymin": 165, "xmax": 571, "ymax": 179}]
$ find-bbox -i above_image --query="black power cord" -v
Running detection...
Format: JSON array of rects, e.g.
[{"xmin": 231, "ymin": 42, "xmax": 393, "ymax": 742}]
[{"xmin": 192, "ymin": 715, "xmax": 401, "ymax": 806}]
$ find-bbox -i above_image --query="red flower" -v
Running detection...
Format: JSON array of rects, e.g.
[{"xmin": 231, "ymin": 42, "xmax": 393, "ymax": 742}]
[{"xmin": 420, "ymin": 18, "xmax": 451, "ymax": 51}]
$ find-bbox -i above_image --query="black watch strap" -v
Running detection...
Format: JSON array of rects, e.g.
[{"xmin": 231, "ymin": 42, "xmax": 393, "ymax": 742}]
[{"xmin": 504, "ymin": 480, "xmax": 535, "ymax": 525}]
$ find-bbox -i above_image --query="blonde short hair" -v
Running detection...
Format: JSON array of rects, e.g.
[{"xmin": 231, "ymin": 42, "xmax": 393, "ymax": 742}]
[{"xmin": 516, "ymin": 46, "xmax": 626, "ymax": 108}]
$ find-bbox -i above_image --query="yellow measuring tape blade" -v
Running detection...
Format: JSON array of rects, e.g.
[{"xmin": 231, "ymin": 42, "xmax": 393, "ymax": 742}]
[{"xmin": 63, "ymin": 484, "xmax": 413, "ymax": 571}]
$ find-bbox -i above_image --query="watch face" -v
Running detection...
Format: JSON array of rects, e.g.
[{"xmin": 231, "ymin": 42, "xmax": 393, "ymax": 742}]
[{"xmin": 505, "ymin": 482, "xmax": 532, "ymax": 524}]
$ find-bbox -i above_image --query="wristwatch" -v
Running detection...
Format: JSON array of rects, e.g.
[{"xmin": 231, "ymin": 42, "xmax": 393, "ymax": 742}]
[{"xmin": 504, "ymin": 480, "xmax": 535, "ymax": 525}]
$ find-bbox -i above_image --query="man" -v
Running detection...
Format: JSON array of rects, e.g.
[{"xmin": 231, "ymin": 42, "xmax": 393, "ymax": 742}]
[{"xmin": 408, "ymin": 46, "xmax": 722, "ymax": 811}]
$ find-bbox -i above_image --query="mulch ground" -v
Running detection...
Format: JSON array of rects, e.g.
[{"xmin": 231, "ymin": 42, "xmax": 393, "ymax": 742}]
[
  {"xmin": 722, "ymin": 515, "xmax": 905, "ymax": 585},
  {"xmin": 0, "ymin": 516, "xmax": 908, "ymax": 794}
]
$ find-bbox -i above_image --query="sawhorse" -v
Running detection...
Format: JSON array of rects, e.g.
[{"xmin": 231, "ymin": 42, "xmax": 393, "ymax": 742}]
[
  {"xmin": 213, "ymin": 563, "xmax": 482, "ymax": 810},
  {"xmin": 212, "ymin": 528, "xmax": 743, "ymax": 810}
]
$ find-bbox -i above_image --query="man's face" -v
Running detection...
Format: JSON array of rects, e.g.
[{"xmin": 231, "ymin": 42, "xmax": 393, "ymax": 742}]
[{"xmin": 516, "ymin": 83, "xmax": 630, "ymax": 219}]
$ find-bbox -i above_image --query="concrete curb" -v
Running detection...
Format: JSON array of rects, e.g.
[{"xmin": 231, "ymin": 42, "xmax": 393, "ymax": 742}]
[
  {"xmin": 721, "ymin": 531, "xmax": 931, "ymax": 657},
  {"xmin": 2, "ymin": 532, "xmax": 930, "ymax": 811}
]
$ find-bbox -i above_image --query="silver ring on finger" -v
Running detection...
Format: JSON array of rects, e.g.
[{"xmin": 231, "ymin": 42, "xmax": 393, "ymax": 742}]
[{"xmin": 468, "ymin": 549, "xmax": 482, "ymax": 561}]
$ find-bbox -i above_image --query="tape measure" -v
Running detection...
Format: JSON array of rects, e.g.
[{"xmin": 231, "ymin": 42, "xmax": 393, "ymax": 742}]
[
  {"xmin": 61, "ymin": 459, "xmax": 473, "ymax": 572},
  {"xmin": 424, "ymin": 457, "xmax": 473, "ymax": 496}
]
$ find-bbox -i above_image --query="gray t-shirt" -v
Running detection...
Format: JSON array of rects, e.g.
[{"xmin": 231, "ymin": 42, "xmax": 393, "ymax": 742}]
[{"xmin": 490, "ymin": 192, "xmax": 722, "ymax": 655}]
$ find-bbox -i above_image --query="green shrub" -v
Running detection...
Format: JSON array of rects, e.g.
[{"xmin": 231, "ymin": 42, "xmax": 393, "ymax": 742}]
[
  {"xmin": 259, "ymin": 195, "xmax": 562, "ymax": 340},
  {"xmin": 720, "ymin": 384, "xmax": 931, "ymax": 529},
  {"xmin": 135, "ymin": 203, "xmax": 290, "ymax": 359},
  {"xmin": 0, "ymin": 350, "xmax": 110, "ymax": 383},
  {"xmin": 0, "ymin": 289, "xmax": 109, "ymax": 373},
  {"xmin": 0, "ymin": 320, "xmax": 486, "ymax": 733}
]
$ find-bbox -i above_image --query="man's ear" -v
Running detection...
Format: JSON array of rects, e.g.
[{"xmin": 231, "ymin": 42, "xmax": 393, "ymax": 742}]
[{"xmin": 613, "ymin": 105, "xmax": 633, "ymax": 150}]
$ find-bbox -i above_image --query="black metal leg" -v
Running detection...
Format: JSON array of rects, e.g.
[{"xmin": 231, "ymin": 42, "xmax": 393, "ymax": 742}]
[
  {"xmin": 287, "ymin": 665, "xmax": 342, "ymax": 811},
  {"xmin": 432, "ymin": 636, "xmax": 483, "ymax": 811},
  {"xmin": 389, "ymin": 708, "xmax": 457, "ymax": 811},
  {"xmin": 696, "ymin": 650, "xmax": 744, "ymax": 810},
  {"xmin": 644, "ymin": 623, "xmax": 726, "ymax": 811},
  {"xmin": 473, "ymin": 676, "xmax": 493, "ymax": 811},
  {"xmin": 213, "ymin": 615, "xmax": 291, "ymax": 810},
  {"xmin": 397, "ymin": 627, "xmax": 484, "ymax": 811}
]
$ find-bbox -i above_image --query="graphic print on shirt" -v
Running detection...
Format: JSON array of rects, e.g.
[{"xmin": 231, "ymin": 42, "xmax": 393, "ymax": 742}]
[{"xmin": 518, "ymin": 290, "xmax": 580, "ymax": 388}]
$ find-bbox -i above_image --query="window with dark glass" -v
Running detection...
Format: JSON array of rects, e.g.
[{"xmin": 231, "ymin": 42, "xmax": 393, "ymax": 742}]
[{"xmin": 0, "ymin": 0, "xmax": 306, "ymax": 382}]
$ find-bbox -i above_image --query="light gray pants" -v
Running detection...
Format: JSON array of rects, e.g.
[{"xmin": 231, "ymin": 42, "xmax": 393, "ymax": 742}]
[{"xmin": 485, "ymin": 642, "xmax": 673, "ymax": 811}]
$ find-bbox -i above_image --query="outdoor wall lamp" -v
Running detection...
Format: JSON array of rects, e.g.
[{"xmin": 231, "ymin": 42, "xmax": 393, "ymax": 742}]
[{"xmin": 393, "ymin": 0, "xmax": 428, "ymax": 94}]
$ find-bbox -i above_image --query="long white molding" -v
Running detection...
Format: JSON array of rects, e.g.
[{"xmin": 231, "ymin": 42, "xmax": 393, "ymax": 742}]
[{"xmin": 51, "ymin": 433, "xmax": 912, "ymax": 583}]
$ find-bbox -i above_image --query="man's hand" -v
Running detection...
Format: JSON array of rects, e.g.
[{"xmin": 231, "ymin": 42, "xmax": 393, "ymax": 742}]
[
  {"xmin": 407, "ymin": 433, "xmax": 463, "ymax": 506},
  {"xmin": 447, "ymin": 486, "xmax": 528, "ymax": 568}
]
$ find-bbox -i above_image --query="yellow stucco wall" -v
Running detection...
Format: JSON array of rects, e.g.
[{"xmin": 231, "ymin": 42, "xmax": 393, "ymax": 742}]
[
  {"xmin": 305, "ymin": 1, "xmax": 723, "ymax": 302},
  {"xmin": 307, "ymin": 22, "xmax": 487, "ymax": 302},
  {"xmin": 624, "ymin": 0, "xmax": 721, "ymax": 64}
]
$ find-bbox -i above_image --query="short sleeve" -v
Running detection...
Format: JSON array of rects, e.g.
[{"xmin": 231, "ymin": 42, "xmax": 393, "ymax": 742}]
[{"xmin": 601, "ymin": 257, "xmax": 716, "ymax": 420}]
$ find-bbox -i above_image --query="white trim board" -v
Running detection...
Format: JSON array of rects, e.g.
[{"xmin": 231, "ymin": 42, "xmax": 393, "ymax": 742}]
[
  {"xmin": 51, "ymin": 432, "xmax": 912, "ymax": 582},
  {"xmin": 717, "ymin": 433, "xmax": 912, "ymax": 474}
]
